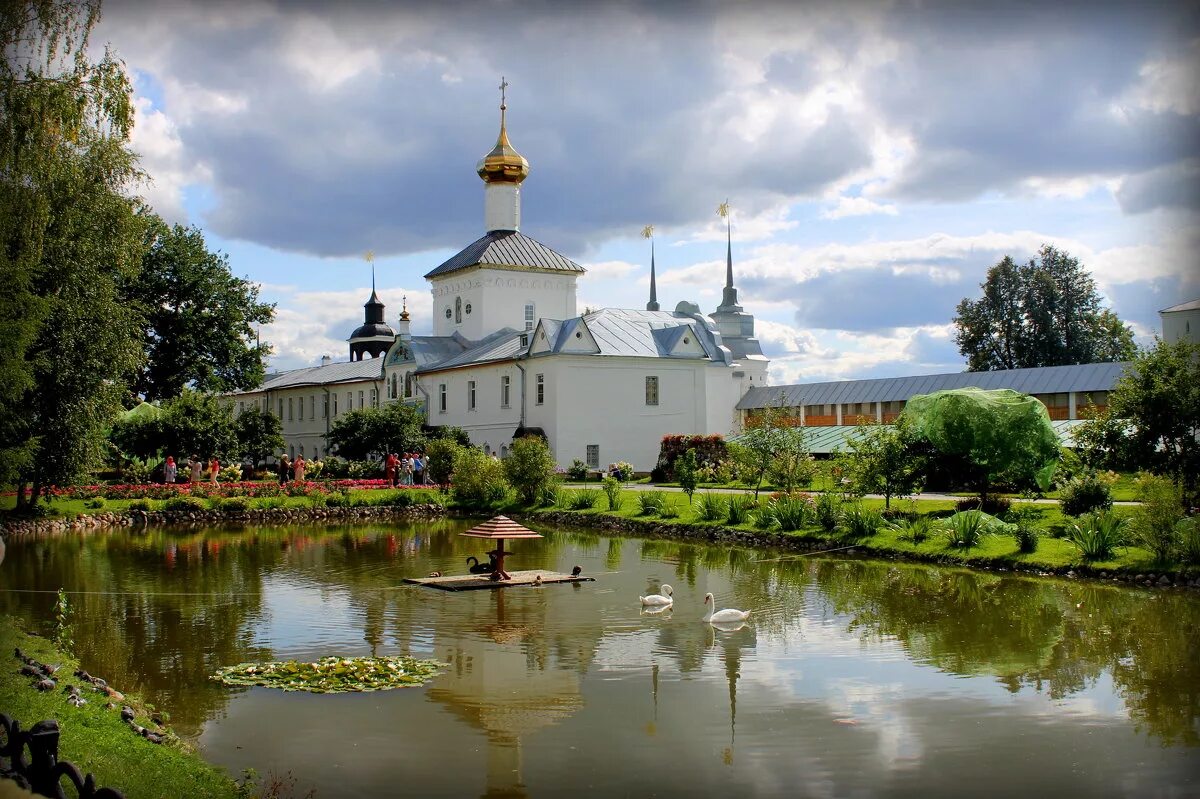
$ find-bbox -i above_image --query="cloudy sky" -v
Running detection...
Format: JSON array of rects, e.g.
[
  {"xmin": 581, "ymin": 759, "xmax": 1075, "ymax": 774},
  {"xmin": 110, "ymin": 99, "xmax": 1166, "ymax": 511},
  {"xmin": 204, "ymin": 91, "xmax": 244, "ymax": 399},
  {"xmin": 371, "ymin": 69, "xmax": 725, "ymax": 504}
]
[{"xmin": 96, "ymin": 0, "xmax": 1199, "ymax": 383}]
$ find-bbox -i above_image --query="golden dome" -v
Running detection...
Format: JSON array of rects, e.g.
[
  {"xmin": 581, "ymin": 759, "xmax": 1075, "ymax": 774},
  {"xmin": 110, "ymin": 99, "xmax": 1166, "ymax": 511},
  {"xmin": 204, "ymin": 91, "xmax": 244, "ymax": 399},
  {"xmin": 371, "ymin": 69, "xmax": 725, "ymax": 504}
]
[{"xmin": 477, "ymin": 88, "xmax": 529, "ymax": 184}]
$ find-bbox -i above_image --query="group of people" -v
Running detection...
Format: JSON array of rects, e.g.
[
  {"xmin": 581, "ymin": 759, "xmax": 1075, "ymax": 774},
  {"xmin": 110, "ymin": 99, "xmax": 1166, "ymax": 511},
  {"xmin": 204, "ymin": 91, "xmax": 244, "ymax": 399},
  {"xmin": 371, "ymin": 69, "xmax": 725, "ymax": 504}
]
[
  {"xmin": 385, "ymin": 452, "xmax": 425, "ymax": 487},
  {"xmin": 276, "ymin": 453, "xmax": 307, "ymax": 484},
  {"xmin": 163, "ymin": 455, "xmax": 221, "ymax": 484}
]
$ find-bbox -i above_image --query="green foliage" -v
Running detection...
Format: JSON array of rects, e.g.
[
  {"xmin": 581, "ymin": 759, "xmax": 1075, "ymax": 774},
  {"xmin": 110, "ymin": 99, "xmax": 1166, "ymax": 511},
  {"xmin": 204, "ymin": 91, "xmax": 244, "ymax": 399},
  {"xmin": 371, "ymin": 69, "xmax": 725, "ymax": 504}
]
[
  {"xmin": 815, "ymin": 493, "xmax": 842, "ymax": 532},
  {"xmin": 503, "ymin": 436, "xmax": 556, "ymax": 505},
  {"xmin": 450, "ymin": 447, "xmax": 509, "ymax": 508},
  {"xmin": 234, "ymin": 407, "xmax": 283, "ymax": 465},
  {"xmin": 726, "ymin": 494, "xmax": 757, "ymax": 526},
  {"xmin": 653, "ymin": 434, "xmax": 727, "ymax": 481},
  {"xmin": 1059, "ymin": 471, "xmax": 1114, "ymax": 517},
  {"xmin": 424, "ymin": 424, "xmax": 471, "ymax": 447},
  {"xmin": 839, "ymin": 504, "xmax": 885, "ymax": 539},
  {"xmin": 764, "ymin": 493, "xmax": 812, "ymax": 532},
  {"xmin": 1128, "ymin": 474, "xmax": 1185, "ymax": 564},
  {"xmin": 566, "ymin": 459, "xmax": 589, "ymax": 481},
  {"xmin": 163, "ymin": 496, "xmax": 207, "ymax": 513},
  {"xmin": 211, "ymin": 656, "xmax": 443, "ymax": 693},
  {"xmin": 732, "ymin": 408, "xmax": 812, "ymax": 498},
  {"xmin": 347, "ymin": 459, "xmax": 381, "ymax": 480},
  {"xmin": 891, "ymin": 515, "xmax": 934, "ymax": 543},
  {"xmin": 943, "ymin": 510, "xmax": 991, "ymax": 549},
  {"xmin": 1177, "ymin": 518, "xmax": 1200, "ymax": 565},
  {"xmin": 636, "ymin": 491, "xmax": 666, "ymax": 516},
  {"xmin": 424, "ymin": 439, "xmax": 461, "ymax": 487},
  {"xmin": 564, "ymin": 489, "xmax": 601, "ymax": 510},
  {"xmin": 128, "ymin": 499, "xmax": 154, "ymax": 512},
  {"xmin": 1066, "ymin": 512, "xmax": 1126, "ymax": 561},
  {"xmin": 696, "ymin": 491, "xmax": 727, "ymax": 522},
  {"xmin": 538, "ymin": 479, "xmax": 562, "ymax": 508},
  {"xmin": 324, "ymin": 492, "xmax": 350, "ymax": 508},
  {"xmin": 83, "ymin": 497, "xmax": 105, "ymax": 510},
  {"xmin": 1, "ymin": 0, "xmax": 144, "ymax": 503},
  {"xmin": 53, "ymin": 589, "xmax": 73, "ymax": 654},
  {"xmin": 904, "ymin": 387, "xmax": 1060, "ymax": 500},
  {"xmin": 124, "ymin": 217, "xmax": 274, "ymax": 401},
  {"xmin": 658, "ymin": 499, "xmax": 681, "ymax": 519},
  {"xmin": 113, "ymin": 389, "xmax": 238, "ymax": 463},
  {"xmin": 219, "ymin": 496, "xmax": 250, "ymax": 513},
  {"xmin": 1013, "ymin": 523, "xmax": 1040, "ymax": 553},
  {"xmin": 602, "ymin": 476, "xmax": 622, "ymax": 510},
  {"xmin": 676, "ymin": 449, "xmax": 699, "ymax": 500},
  {"xmin": 954, "ymin": 246, "xmax": 1134, "ymax": 371},
  {"xmin": 1075, "ymin": 340, "xmax": 1200, "ymax": 505},
  {"xmin": 836, "ymin": 417, "xmax": 925, "ymax": 509},
  {"xmin": 327, "ymin": 402, "xmax": 427, "ymax": 462}
]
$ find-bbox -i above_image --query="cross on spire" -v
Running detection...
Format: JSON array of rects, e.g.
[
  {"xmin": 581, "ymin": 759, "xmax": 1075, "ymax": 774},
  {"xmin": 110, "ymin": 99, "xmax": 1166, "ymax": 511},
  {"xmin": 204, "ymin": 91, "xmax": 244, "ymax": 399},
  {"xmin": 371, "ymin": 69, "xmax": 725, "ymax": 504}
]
[{"xmin": 499, "ymin": 76, "xmax": 508, "ymax": 109}]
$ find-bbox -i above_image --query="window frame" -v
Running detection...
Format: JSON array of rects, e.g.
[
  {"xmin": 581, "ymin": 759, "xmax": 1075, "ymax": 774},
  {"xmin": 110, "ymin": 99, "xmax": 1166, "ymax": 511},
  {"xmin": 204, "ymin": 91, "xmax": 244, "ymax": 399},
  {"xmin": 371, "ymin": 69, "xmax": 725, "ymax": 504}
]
[
  {"xmin": 586, "ymin": 444, "xmax": 599, "ymax": 469},
  {"xmin": 501, "ymin": 375, "xmax": 511, "ymax": 408},
  {"xmin": 645, "ymin": 375, "xmax": 659, "ymax": 406},
  {"xmin": 439, "ymin": 383, "xmax": 447, "ymax": 413},
  {"xmin": 535, "ymin": 373, "xmax": 545, "ymax": 405},
  {"xmin": 468, "ymin": 380, "xmax": 477, "ymax": 411}
]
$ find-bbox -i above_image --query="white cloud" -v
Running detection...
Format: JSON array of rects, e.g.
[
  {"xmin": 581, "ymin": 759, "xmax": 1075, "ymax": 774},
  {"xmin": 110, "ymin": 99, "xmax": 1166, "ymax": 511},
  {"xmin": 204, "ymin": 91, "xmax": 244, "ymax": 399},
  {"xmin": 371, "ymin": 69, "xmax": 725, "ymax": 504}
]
[
  {"xmin": 280, "ymin": 16, "xmax": 382, "ymax": 93},
  {"xmin": 130, "ymin": 97, "xmax": 211, "ymax": 223},
  {"xmin": 820, "ymin": 196, "xmax": 898, "ymax": 219}
]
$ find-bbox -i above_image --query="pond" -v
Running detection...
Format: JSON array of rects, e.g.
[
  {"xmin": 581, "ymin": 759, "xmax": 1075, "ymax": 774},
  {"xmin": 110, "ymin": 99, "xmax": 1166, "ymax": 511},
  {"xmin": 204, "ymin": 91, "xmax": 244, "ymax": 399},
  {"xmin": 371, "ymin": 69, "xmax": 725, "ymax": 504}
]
[{"xmin": 2, "ymin": 519, "xmax": 1198, "ymax": 798}]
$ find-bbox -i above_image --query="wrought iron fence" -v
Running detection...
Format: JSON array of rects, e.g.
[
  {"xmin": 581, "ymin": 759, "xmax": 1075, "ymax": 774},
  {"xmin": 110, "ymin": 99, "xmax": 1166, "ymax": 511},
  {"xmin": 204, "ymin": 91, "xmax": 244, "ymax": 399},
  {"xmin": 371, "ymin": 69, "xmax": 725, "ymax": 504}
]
[{"xmin": 0, "ymin": 714, "xmax": 125, "ymax": 798}]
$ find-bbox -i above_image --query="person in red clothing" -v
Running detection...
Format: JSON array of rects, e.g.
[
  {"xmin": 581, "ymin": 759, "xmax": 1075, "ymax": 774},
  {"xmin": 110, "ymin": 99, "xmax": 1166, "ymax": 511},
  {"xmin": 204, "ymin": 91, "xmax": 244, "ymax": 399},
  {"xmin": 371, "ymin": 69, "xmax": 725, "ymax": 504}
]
[
  {"xmin": 209, "ymin": 457, "xmax": 220, "ymax": 483},
  {"xmin": 385, "ymin": 452, "xmax": 398, "ymax": 487}
]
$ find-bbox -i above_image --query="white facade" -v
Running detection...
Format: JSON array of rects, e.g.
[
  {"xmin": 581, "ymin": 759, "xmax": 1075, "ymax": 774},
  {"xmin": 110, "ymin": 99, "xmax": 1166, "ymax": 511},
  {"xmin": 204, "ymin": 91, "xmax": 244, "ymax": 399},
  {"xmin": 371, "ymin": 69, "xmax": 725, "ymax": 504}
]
[
  {"xmin": 1161, "ymin": 300, "xmax": 1200, "ymax": 346},
  {"xmin": 430, "ymin": 266, "xmax": 577, "ymax": 340}
]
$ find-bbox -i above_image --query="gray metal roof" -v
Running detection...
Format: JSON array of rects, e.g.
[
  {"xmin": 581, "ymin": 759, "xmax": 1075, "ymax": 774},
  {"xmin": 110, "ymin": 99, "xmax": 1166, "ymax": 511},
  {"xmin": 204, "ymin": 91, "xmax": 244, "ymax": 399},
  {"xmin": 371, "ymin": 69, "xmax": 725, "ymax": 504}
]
[
  {"xmin": 534, "ymin": 308, "xmax": 722, "ymax": 361},
  {"xmin": 737, "ymin": 362, "xmax": 1130, "ymax": 410},
  {"xmin": 241, "ymin": 358, "xmax": 384, "ymax": 393},
  {"xmin": 423, "ymin": 230, "xmax": 585, "ymax": 279},
  {"xmin": 409, "ymin": 335, "xmax": 471, "ymax": 367},
  {"xmin": 418, "ymin": 328, "xmax": 526, "ymax": 372},
  {"xmin": 1161, "ymin": 298, "xmax": 1200, "ymax": 313}
]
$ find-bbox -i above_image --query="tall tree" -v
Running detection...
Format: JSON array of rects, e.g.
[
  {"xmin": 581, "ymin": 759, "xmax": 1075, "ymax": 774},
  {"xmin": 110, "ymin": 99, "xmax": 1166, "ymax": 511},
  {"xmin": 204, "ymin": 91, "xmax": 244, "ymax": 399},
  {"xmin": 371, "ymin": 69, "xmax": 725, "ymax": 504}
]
[
  {"xmin": 125, "ymin": 217, "xmax": 275, "ymax": 401},
  {"xmin": 1074, "ymin": 339, "xmax": 1200, "ymax": 505},
  {"xmin": 835, "ymin": 417, "xmax": 925, "ymax": 509},
  {"xmin": 1, "ymin": 0, "xmax": 146, "ymax": 505},
  {"xmin": 234, "ymin": 406, "xmax": 284, "ymax": 466},
  {"xmin": 327, "ymin": 402, "xmax": 427, "ymax": 461},
  {"xmin": 954, "ymin": 245, "xmax": 1135, "ymax": 371}
]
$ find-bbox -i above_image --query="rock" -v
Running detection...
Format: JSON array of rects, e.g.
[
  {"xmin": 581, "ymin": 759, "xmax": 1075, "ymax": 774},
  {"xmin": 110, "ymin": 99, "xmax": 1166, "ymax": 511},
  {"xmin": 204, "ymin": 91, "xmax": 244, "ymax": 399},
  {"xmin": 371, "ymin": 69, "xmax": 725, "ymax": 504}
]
[
  {"xmin": 143, "ymin": 731, "xmax": 164, "ymax": 744},
  {"xmin": 20, "ymin": 664, "xmax": 40, "ymax": 678},
  {"xmin": 1134, "ymin": 574, "xmax": 1145, "ymax": 582},
  {"xmin": 1158, "ymin": 575, "xmax": 1171, "ymax": 586},
  {"xmin": 34, "ymin": 678, "xmax": 56, "ymax": 691},
  {"xmin": 120, "ymin": 705, "xmax": 135, "ymax": 722}
]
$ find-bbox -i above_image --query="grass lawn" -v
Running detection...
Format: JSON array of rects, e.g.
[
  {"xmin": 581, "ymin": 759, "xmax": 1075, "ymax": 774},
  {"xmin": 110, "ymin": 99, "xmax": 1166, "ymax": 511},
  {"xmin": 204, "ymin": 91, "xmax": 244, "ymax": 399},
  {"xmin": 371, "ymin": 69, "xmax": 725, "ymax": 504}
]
[
  {"xmin": 545, "ymin": 487, "xmax": 1173, "ymax": 577},
  {"xmin": 0, "ymin": 618, "xmax": 242, "ymax": 799}
]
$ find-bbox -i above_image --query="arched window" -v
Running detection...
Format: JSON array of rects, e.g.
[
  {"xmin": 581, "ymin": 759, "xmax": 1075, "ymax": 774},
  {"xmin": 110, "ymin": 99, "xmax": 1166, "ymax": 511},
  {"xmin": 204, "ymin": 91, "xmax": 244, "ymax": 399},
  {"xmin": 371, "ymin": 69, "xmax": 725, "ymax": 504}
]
[
  {"xmin": 390, "ymin": 373, "xmax": 398, "ymax": 399},
  {"xmin": 455, "ymin": 297, "xmax": 462, "ymax": 324},
  {"xmin": 484, "ymin": 443, "xmax": 491, "ymax": 456},
  {"xmin": 404, "ymin": 372, "xmax": 413, "ymax": 398}
]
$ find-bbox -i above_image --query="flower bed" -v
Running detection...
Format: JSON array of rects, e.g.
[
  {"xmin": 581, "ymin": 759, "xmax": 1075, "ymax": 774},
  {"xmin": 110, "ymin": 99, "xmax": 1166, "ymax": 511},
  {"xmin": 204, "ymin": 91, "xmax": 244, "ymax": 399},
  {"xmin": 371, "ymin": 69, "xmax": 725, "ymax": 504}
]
[{"xmin": 7, "ymin": 479, "xmax": 439, "ymax": 502}]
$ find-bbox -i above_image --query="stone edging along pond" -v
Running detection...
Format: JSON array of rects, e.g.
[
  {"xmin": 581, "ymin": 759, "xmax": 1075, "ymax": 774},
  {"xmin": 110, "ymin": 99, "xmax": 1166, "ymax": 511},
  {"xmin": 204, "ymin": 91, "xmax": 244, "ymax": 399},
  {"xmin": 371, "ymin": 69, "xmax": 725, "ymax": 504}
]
[{"xmin": 3, "ymin": 504, "xmax": 1198, "ymax": 590}]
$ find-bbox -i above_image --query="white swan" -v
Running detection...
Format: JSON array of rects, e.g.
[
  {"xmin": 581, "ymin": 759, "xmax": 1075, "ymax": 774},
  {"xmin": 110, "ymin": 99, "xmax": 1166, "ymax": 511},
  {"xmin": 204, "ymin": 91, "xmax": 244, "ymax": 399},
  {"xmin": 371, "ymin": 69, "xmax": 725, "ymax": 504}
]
[
  {"xmin": 640, "ymin": 584, "xmax": 674, "ymax": 607},
  {"xmin": 703, "ymin": 593, "xmax": 751, "ymax": 623}
]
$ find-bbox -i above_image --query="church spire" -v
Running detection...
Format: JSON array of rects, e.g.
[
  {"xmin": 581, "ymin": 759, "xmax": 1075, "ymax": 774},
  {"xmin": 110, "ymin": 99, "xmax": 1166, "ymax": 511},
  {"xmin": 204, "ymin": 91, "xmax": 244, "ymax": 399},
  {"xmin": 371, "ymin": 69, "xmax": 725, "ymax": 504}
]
[
  {"xmin": 477, "ymin": 77, "xmax": 529, "ymax": 232},
  {"xmin": 716, "ymin": 200, "xmax": 741, "ymax": 312},
  {"xmin": 643, "ymin": 225, "xmax": 659, "ymax": 311}
]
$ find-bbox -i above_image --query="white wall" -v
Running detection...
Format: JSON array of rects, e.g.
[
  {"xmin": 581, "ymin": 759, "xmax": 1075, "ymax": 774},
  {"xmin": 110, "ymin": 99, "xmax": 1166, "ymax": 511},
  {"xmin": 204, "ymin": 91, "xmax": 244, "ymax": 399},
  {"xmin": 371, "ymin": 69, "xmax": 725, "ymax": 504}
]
[
  {"xmin": 421, "ymin": 362, "xmax": 523, "ymax": 454},
  {"xmin": 1162, "ymin": 307, "xmax": 1200, "ymax": 345},
  {"xmin": 233, "ymin": 378, "xmax": 382, "ymax": 462},
  {"xmin": 430, "ymin": 267, "xmax": 577, "ymax": 340}
]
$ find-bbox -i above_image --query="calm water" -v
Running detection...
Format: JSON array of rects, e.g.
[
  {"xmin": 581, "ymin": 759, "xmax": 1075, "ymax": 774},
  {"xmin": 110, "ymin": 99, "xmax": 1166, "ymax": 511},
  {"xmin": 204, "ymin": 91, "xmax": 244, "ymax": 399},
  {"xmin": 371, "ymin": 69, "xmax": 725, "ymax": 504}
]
[{"xmin": 1, "ymin": 519, "xmax": 1198, "ymax": 798}]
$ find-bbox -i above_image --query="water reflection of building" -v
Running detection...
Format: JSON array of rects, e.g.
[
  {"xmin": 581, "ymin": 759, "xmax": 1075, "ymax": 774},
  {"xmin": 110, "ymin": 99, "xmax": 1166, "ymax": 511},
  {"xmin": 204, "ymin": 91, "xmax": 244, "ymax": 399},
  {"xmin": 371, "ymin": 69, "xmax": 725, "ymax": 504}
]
[{"xmin": 425, "ymin": 588, "xmax": 599, "ymax": 798}]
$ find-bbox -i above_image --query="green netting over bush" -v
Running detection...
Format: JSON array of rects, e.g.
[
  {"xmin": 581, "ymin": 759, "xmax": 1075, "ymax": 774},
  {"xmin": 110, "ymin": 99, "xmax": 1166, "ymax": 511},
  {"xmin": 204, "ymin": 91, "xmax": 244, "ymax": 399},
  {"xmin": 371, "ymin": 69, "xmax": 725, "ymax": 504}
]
[{"xmin": 903, "ymin": 388, "xmax": 1059, "ymax": 491}]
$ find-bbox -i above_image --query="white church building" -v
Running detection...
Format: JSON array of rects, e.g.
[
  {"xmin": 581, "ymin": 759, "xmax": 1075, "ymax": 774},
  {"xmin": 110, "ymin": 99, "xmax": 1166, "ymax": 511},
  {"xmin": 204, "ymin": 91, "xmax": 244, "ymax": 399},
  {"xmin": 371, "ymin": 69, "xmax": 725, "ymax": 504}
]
[{"xmin": 232, "ymin": 94, "xmax": 768, "ymax": 471}]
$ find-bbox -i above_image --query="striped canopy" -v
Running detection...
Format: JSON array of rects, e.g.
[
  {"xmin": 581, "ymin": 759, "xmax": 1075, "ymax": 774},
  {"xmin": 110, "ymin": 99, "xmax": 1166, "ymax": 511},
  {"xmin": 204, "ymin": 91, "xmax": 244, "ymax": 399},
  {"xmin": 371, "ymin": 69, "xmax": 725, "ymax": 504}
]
[{"xmin": 459, "ymin": 515, "xmax": 543, "ymax": 540}]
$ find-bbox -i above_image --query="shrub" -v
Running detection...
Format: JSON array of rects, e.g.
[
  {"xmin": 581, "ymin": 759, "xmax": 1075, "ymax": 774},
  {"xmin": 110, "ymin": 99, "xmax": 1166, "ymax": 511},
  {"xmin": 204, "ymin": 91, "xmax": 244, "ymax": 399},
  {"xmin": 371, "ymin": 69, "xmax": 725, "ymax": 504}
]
[
  {"xmin": 1177, "ymin": 517, "xmax": 1200, "ymax": 564},
  {"xmin": 566, "ymin": 459, "xmax": 589, "ymax": 481},
  {"xmin": 608, "ymin": 461, "xmax": 634, "ymax": 481},
  {"xmin": 815, "ymin": 493, "xmax": 841, "ymax": 533},
  {"xmin": 308, "ymin": 493, "xmax": 327, "ymax": 509},
  {"xmin": 714, "ymin": 460, "xmax": 740, "ymax": 485},
  {"xmin": 128, "ymin": 499, "xmax": 154, "ymax": 512},
  {"xmin": 839, "ymin": 504, "xmax": 884, "ymax": 539},
  {"xmin": 220, "ymin": 496, "xmax": 250, "ymax": 513},
  {"xmin": 163, "ymin": 496, "xmax": 207, "ymax": 513},
  {"xmin": 451, "ymin": 448, "xmax": 509, "ymax": 508},
  {"xmin": 217, "ymin": 463, "xmax": 243, "ymax": 483},
  {"xmin": 83, "ymin": 497, "xmax": 105, "ymax": 510},
  {"xmin": 955, "ymin": 496, "xmax": 1012, "ymax": 515},
  {"xmin": 636, "ymin": 491, "xmax": 666, "ymax": 516},
  {"xmin": 1013, "ymin": 524, "xmax": 1039, "ymax": 553},
  {"xmin": 564, "ymin": 489, "xmax": 600, "ymax": 510},
  {"xmin": 258, "ymin": 495, "xmax": 286, "ymax": 510},
  {"xmin": 892, "ymin": 515, "xmax": 934, "ymax": 543},
  {"xmin": 425, "ymin": 439, "xmax": 461, "ymax": 487},
  {"xmin": 654, "ymin": 434, "xmax": 728, "ymax": 481},
  {"xmin": 602, "ymin": 476, "xmax": 622, "ymax": 511},
  {"xmin": 943, "ymin": 510, "xmax": 990, "ymax": 549},
  {"xmin": 325, "ymin": 492, "xmax": 350, "ymax": 508},
  {"xmin": 504, "ymin": 436, "xmax": 556, "ymax": 505},
  {"xmin": 348, "ymin": 460, "xmax": 382, "ymax": 480},
  {"xmin": 323, "ymin": 457, "xmax": 351, "ymax": 478},
  {"xmin": 1059, "ymin": 471, "xmax": 1114, "ymax": 517},
  {"xmin": 1128, "ymin": 473, "xmax": 1184, "ymax": 564},
  {"xmin": 539, "ymin": 480, "xmax": 562, "ymax": 508},
  {"xmin": 1066, "ymin": 512, "xmax": 1125, "ymax": 560},
  {"xmin": 764, "ymin": 494, "xmax": 811, "ymax": 532},
  {"xmin": 726, "ymin": 495, "xmax": 757, "ymax": 526},
  {"xmin": 658, "ymin": 499, "xmax": 681, "ymax": 519},
  {"xmin": 696, "ymin": 492, "xmax": 727, "ymax": 522}
]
